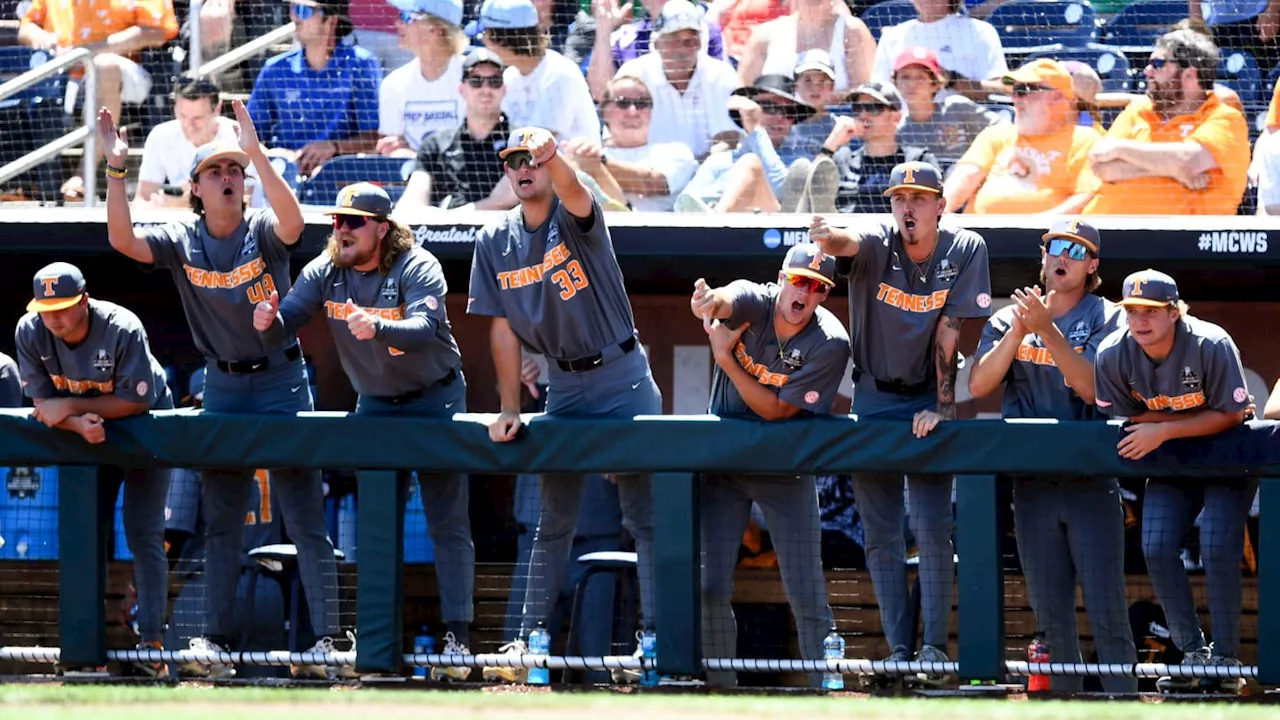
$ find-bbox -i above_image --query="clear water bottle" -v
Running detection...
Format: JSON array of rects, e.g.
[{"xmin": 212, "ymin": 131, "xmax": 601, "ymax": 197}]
[
  {"xmin": 527, "ymin": 621, "xmax": 551, "ymax": 685},
  {"xmin": 822, "ymin": 625, "xmax": 845, "ymax": 690},
  {"xmin": 413, "ymin": 628, "xmax": 435, "ymax": 679},
  {"xmin": 639, "ymin": 625, "xmax": 659, "ymax": 687}
]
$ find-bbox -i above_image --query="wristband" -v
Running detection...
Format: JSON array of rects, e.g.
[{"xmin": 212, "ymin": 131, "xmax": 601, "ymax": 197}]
[
  {"xmin": 105, "ymin": 164, "xmax": 127, "ymax": 180},
  {"xmin": 818, "ymin": 147, "xmax": 836, "ymax": 158}
]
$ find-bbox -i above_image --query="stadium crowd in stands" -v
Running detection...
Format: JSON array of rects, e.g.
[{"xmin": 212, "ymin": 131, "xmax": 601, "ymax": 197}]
[{"xmin": 4, "ymin": 0, "xmax": 1280, "ymax": 214}]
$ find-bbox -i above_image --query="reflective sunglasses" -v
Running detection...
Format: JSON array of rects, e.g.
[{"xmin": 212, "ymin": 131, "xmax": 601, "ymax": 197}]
[
  {"xmin": 611, "ymin": 96, "xmax": 653, "ymax": 111},
  {"xmin": 466, "ymin": 74, "xmax": 504, "ymax": 89},
  {"xmin": 1011, "ymin": 83, "xmax": 1050, "ymax": 97},
  {"xmin": 1147, "ymin": 57, "xmax": 1184, "ymax": 70},
  {"xmin": 785, "ymin": 274, "xmax": 828, "ymax": 293},
  {"xmin": 851, "ymin": 102, "xmax": 888, "ymax": 115},
  {"xmin": 398, "ymin": 9, "xmax": 420, "ymax": 23},
  {"xmin": 291, "ymin": 2, "xmax": 320, "ymax": 20},
  {"xmin": 1044, "ymin": 238, "xmax": 1090, "ymax": 261},
  {"xmin": 504, "ymin": 151, "xmax": 536, "ymax": 170},
  {"xmin": 333, "ymin": 215, "xmax": 370, "ymax": 231}
]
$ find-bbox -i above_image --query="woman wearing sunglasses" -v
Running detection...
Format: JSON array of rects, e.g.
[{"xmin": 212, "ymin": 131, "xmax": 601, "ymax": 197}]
[
  {"xmin": 968, "ymin": 219, "xmax": 1138, "ymax": 694},
  {"xmin": 689, "ymin": 243, "xmax": 849, "ymax": 689}
]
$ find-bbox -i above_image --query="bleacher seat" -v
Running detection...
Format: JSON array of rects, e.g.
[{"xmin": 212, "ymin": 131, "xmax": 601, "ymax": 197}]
[
  {"xmin": 0, "ymin": 47, "xmax": 68, "ymax": 201},
  {"xmin": 1022, "ymin": 44, "xmax": 1133, "ymax": 92},
  {"xmin": 1218, "ymin": 49, "xmax": 1263, "ymax": 107},
  {"xmin": 296, "ymin": 156, "xmax": 416, "ymax": 206},
  {"xmin": 985, "ymin": 0, "xmax": 1098, "ymax": 51},
  {"xmin": 859, "ymin": 0, "xmax": 916, "ymax": 41},
  {"xmin": 1101, "ymin": 0, "xmax": 1185, "ymax": 48}
]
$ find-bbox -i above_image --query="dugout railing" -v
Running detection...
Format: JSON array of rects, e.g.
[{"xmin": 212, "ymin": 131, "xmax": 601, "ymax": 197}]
[{"xmin": 0, "ymin": 410, "xmax": 1277, "ymax": 685}]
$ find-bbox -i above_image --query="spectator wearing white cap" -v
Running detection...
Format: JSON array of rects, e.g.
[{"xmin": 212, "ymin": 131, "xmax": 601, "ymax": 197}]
[
  {"xmin": 477, "ymin": 0, "xmax": 601, "ymax": 144},
  {"xmin": 892, "ymin": 46, "xmax": 1004, "ymax": 164},
  {"xmin": 779, "ymin": 49, "xmax": 843, "ymax": 160},
  {"xmin": 376, "ymin": 0, "xmax": 470, "ymax": 155},
  {"xmin": 736, "ymin": 0, "xmax": 874, "ymax": 92},
  {"xmin": 564, "ymin": 75, "xmax": 698, "ymax": 211},
  {"xmin": 870, "ymin": 0, "xmax": 1007, "ymax": 101},
  {"xmin": 615, "ymin": 0, "xmax": 741, "ymax": 159}
]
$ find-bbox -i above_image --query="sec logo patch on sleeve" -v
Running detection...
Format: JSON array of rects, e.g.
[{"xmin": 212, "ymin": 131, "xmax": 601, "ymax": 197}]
[
  {"xmin": 137, "ymin": 380, "xmax": 148, "ymax": 396},
  {"xmin": 1234, "ymin": 386, "xmax": 1248, "ymax": 403},
  {"xmin": 976, "ymin": 293, "xmax": 991, "ymax": 309},
  {"xmin": 805, "ymin": 390, "xmax": 820, "ymax": 404},
  {"xmin": 426, "ymin": 295, "xmax": 439, "ymax": 311}
]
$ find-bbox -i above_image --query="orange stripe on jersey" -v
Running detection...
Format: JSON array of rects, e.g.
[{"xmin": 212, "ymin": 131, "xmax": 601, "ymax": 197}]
[
  {"xmin": 496, "ymin": 243, "xmax": 572, "ymax": 290},
  {"xmin": 50, "ymin": 374, "xmax": 113, "ymax": 395},
  {"xmin": 876, "ymin": 283, "xmax": 950, "ymax": 313},
  {"xmin": 183, "ymin": 257, "xmax": 266, "ymax": 290},
  {"xmin": 323, "ymin": 300, "xmax": 406, "ymax": 321},
  {"xmin": 1131, "ymin": 389, "xmax": 1206, "ymax": 412},
  {"xmin": 734, "ymin": 343, "xmax": 788, "ymax": 388}
]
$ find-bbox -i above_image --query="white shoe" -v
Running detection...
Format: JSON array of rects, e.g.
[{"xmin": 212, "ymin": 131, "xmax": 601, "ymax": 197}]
[
  {"xmin": 1157, "ymin": 647, "xmax": 1212, "ymax": 693},
  {"xmin": 482, "ymin": 639, "xmax": 529, "ymax": 684},
  {"xmin": 910, "ymin": 644, "xmax": 951, "ymax": 688},
  {"xmin": 779, "ymin": 159, "xmax": 811, "ymax": 213},
  {"xmin": 430, "ymin": 631, "xmax": 473, "ymax": 682},
  {"xmin": 805, "ymin": 156, "xmax": 839, "ymax": 214},
  {"xmin": 180, "ymin": 637, "xmax": 235, "ymax": 679},
  {"xmin": 674, "ymin": 192, "xmax": 713, "ymax": 214},
  {"xmin": 611, "ymin": 642, "xmax": 643, "ymax": 685},
  {"xmin": 293, "ymin": 634, "xmax": 356, "ymax": 680}
]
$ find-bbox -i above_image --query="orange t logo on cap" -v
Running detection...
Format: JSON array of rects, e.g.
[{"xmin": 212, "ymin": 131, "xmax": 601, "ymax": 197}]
[
  {"xmin": 902, "ymin": 165, "xmax": 917, "ymax": 185},
  {"xmin": 40, "ymin": 277, "xmax": 57, "ymax": 297},
  {"xmin": 809, "ymin": 252, "xmax": 825, "ymax": 271},
  {"xmin": 1065, "ymin": 219, "xmax": 1081, "ymax": 235},
  {"xmin": 1131, "ymin": 277, "xmax": 1148, "ymax": 297}
]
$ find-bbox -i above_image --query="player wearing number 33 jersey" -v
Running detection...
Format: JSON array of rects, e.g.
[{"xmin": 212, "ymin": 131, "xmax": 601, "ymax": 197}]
[
  {"xmin": 1093, "ymin": 269, "xmax": 1253, "ymax": 695},
  {"xmin": 468, "ymin": 126, "xmax": 662, "ymax": 683}
]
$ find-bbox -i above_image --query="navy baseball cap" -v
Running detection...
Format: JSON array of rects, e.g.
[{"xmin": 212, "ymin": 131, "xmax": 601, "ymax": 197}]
[
  {"xmin": 463, "ymin": 47, "xmax": 505, "ymax": 74},
  {"xmin": 782, "ymin": 243, "xmax": 836, "ymax": 287},
  {"xmin": 1118, "ymin": 269, "xmax": 1179, "ymax": 308},
  {"xmin": 28, "ymin": 262, "xmax": 86, "ymax": 313},
  {"xmin": 190, "ymin": 142, "xmax": 250, "ymax": 181},
  {"xmin": 1042, "ymin": 218, "xmax": 1101, "ymax": 254},
  {"xmin": 324, "ymin": 183, "xmax": 394, "ymax": 219},
  {"xmin": 883, "ymin": 161, "xmax": 943, "ymax": 196},
  {"xmin": 389, "ymin": 0, "xmax": 463, "ymax": 26},
  {"xmin": 466, "ymin": 0, "xmax": 538, "ymax": 35},
  {"xmin": 848, "ymin": 80, "xmax": 904, "ymax": 111}
]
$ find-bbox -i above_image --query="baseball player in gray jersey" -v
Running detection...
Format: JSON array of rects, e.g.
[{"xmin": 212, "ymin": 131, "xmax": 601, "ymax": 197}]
[
  {"xmin": 98, "ymin": 102, "xmax": 343, "ymax": 680},
  {"xmin": 689, "ymin": 243, "xmax": 849, "ymax": 688},
  {"xmin": 253, "ymin": 182, "xmax": 476, "ymax": 681},
  {"xmin": 1094, "ymin": 270, "xmax": 1253, "ymax": 695},
  {"xmin": 14, "ymin": 262, "xmax": 174, "ymax": 677},
  {"xmin": 809, "ymin": 161, "xmax": 992, "ymax": 686},
  {"xmin": 0, "ymin": 352, "xmax": 20, "ymax": 408},
  {"xmin": 467, "ymin": 126, "xmax": 662, "ymax": 683},
  {"xmin": 968, "ymin": 219, "xmax": 1136, "ymax": 693}
]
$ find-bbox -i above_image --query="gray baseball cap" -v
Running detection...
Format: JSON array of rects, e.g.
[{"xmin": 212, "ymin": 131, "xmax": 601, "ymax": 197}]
[
  {"xmin": 782, "ymin": 243, "xmax": 836, "ymax": 287},
  {"xmin": 28, "ymin": 262, "xmax": 86, "ymax": 313}
]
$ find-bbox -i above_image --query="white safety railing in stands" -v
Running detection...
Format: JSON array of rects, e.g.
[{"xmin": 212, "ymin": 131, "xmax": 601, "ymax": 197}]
[
  {"xmin": 193, "ymin": 22, "xmax": 297, "ymax": 83},
  {"xmin": 0, "ymin": 47, "xmax": 96, "ymax": 205},
  {"xmin": 188, "ymin": 0, "xmax": 204, "ymax": 73}
]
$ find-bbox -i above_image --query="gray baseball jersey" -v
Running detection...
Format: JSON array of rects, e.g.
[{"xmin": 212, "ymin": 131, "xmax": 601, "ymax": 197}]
[
  {"xmin": 1094, "ymin": 316, "xmax": 1249, "ymax": 418},
  {"xmin": 466, "ymin": 199, "xmax": 638, "ymax": 360},
  {"xmin": 166, "ymin": 468, "xmax": 283, "ymax": 574},
  {"xmin": 277, "ymin": 246, "xmax": 461, "ymax": 397},
  {"xmin": 838, "ymin": 222, "xmax": 992, "ymax": 386},
  {"xmin": 0, "ymin": 352, "xmax": 21, "ymax": 408},
  {"xmin": 708, "ymin": 280, "xmax": 851, "ymax": 418},
  {"xmin": 14, "ymin": 298, "xmax": 171, "ymax": 407},
  {"xmin": 141, "ymin": 210, "xmax": 297, "ymax": 362},
  {"xmin": 976, "ymin": 294, "xmax": 1124, "ymax": 421}
]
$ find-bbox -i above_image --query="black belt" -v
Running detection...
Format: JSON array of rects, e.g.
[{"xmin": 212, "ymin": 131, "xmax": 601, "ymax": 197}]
[
  {"xmin": 215, "ymin": 345, "xmax": 301, "ymax": 375},
  {"xmin": 373, "ymin": 367, "xmax": 458, "ymax": 406},
  {"xmin": 849, "ymin": 368, "xmax": 930, "ymax": 397},
  {"xmin": 555, "ymin": 336, "xmax": 636, "ymax": 373}
]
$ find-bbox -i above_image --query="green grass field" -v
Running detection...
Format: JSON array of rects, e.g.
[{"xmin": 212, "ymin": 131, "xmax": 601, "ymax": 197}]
[{"xmin": 2, "ymin": 684, "xmax": 1278, "ymax": 720}]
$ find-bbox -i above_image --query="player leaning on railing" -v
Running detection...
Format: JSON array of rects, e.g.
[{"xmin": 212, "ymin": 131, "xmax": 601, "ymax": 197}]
[{"xmin": 96, "ymin": 102, "xmax": 348, "ymax": 680}]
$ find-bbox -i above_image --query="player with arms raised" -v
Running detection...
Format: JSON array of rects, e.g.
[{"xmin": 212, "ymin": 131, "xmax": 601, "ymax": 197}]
[
  {"xmin": 809, "ymin": 161, "xmax": 992, "ymax": 687},
  {"xmin": 467, "ymin": 127, "xmax": 662, "ymax": 683}
]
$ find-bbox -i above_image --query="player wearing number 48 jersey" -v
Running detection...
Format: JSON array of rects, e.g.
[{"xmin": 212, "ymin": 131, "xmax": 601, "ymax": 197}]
[
  {"xmin": 468, "ymin": 126, "xmax": 662, "ymax": 684},
  {"xmin": 99, "ymin": 101, "xmax": 344, "ymax": 680},
  {"xmin": 968, "ymin": 220, "xmax": 1137, "ymax": 694},
  {"xmin": 14, "ymin": 263, "xmax": 173, "ymax": 678},
  {"xmin": 1094, "ymin": 270, "xmax": 1253, "ymax": 695},
  {"xmin": 810, "ymin": 161, "xmax": 991, "ymax": 687},
  {"xmin": 253, "ymin": 182, "xmax": 477, "ymax": 681},
  {"xmin": 690, "ymin": 244, "xmax": 849, "ymax": 689}
]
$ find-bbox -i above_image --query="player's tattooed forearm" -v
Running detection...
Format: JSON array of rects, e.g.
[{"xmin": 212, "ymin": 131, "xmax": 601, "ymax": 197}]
[
  {"xmin": 942, "ymin": 315, "xmax": 964, "ymax": 331},
  {"xmin": 935, "ymin": 330, "xmax": 959, "ymax": 420}
]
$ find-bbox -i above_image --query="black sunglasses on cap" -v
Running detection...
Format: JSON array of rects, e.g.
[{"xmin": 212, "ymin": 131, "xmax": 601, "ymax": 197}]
[{"xmin": 334, "ymin": 215, "xmax": 382, "ymax": 230}]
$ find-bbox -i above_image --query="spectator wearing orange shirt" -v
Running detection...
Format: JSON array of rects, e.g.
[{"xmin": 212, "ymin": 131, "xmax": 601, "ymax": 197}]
[
  {"xmin": 19, "ymin": 0, "xmax": 179, "ymax": 196},
  {"xmin": 1084, "ymin": 30, "xmax": 1249, "ymax": 216},
  {"xmin": 942, "ymin": 59, "xmax": 1099, "ymax": 215}
]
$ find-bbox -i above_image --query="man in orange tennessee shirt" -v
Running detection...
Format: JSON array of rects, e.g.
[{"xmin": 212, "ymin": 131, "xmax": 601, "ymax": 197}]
[
  {"xmin": 19, "ymin": 0, "xmax": 179, "ymax": 194},
  {"xmin": 1084, "ymin": 29, "xmax": 1249, "ymax": 216},
  {"xmin": 941, "ymin": 59, "xmax": 1100, "ymax": 216}
]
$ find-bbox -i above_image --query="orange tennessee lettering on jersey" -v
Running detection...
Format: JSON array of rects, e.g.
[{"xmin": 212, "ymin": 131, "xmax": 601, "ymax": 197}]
[
  {"xmin": 1015, "ymin": 344, "xmax": 1086, "ymax": 367},
  {"xmin": 1131, "ymin": 390, "xmax": 1207, "ymax": 412},
  {"xmin": 876, "ymin": 283, "xmax": 950, "ymax": 313},
  {"xmin": 323, "ymin": 301, "xmax": 406, "ymax": 321},
  {"xmin": 733, "ymin": 343, "xmax": 788, "ymax": 388},
  {"xmin": 50, "ymin": 375, "xmax": 113, "ymax": 395},
  {"xmin": 183, "ymin": 257, "xmax": 266, "ymax": 290},
  {"xmin": 496, "ymin": 243, "xmax": 572, "ymax": 290}
]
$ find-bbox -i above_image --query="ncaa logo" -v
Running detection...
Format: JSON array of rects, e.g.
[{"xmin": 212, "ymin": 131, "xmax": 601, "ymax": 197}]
[{"xmin": 763, "ymin": 229, "xmax": 782, "ymax": 249}]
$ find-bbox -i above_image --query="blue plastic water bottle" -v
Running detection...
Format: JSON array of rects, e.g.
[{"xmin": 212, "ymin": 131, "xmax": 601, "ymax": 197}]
[
  {"xmin": 413, "ymin": 628, "xmax": 435, "ymax": 679},
  {"xmin": 527, "ymin": 622, "xmax": 551, "ymax": 685},
  {"xmin": 639, "ymin": 626, "xmax": 659, "ymax": 687},
  {"xmin": 822, "ymin": 625, "xmax": 845, "ymax": 690}
]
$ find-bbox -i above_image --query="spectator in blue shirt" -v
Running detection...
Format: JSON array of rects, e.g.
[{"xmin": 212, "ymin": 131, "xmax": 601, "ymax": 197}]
[{"xmin": 248, "ymin": 0, "xmax": 383, "ymax": 175}]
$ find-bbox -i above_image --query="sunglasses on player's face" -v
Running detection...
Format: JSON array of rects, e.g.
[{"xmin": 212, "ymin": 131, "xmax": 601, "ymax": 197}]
[
  {"xmin": 466, "ymin": 74, "xmax": 503, "ymax": 89},
  {"xmin": 785, "ymin": 273, "xmax": 829, "ymax": 294},
  {"xmin": 504, "ymin": 151, "xmax": 536, "ymax": 170},
  {"xmin": 1043, "ymin": 238, "xmax": 1091, "ymax": 261},
  {"xmin": 333, "ymin": 215, "xmax": 372, "ymax": 231}
]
